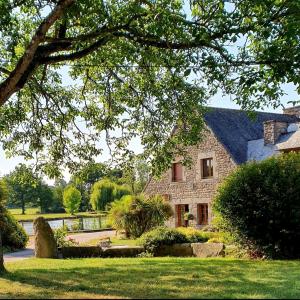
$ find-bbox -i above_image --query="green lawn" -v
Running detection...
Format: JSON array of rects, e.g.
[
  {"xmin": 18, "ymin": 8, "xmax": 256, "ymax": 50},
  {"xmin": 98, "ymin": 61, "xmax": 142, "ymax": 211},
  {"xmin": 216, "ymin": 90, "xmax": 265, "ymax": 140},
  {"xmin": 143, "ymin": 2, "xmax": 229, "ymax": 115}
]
[
  {"xmin": 81, "ymin": 237, "xmax": 137, "ymax": 247},
  {"xmin": 8, "ymin": 208, "xmax": 106, "ymax": 221},
  {"xmin": 1, "ymin": 258, "xmax": 300, "ymax": 299}
]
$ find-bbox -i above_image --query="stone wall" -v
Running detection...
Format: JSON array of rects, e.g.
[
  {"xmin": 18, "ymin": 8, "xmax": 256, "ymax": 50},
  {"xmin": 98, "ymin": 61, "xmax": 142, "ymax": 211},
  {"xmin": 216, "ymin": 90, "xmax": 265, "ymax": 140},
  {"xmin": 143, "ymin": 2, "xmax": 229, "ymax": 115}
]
[{"xmin": 144, "ymin": 126, "xmax": 237, "ymax": 227}]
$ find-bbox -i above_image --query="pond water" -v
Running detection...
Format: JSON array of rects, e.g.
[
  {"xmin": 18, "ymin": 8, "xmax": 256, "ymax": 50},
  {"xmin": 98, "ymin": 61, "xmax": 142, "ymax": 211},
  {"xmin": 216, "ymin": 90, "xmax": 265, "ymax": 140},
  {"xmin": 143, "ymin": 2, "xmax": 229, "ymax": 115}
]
[{"xmin": 19, "ymin": 216, "xmax": 107, "ymax": 236}]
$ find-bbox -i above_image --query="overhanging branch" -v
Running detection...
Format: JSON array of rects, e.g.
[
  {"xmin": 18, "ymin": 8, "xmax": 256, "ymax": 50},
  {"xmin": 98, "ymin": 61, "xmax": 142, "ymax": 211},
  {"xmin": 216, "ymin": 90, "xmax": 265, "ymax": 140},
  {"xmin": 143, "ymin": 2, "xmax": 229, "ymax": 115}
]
[{"xmin": 0, "ymin": 0, "xmax": 74, "ymax": 106}]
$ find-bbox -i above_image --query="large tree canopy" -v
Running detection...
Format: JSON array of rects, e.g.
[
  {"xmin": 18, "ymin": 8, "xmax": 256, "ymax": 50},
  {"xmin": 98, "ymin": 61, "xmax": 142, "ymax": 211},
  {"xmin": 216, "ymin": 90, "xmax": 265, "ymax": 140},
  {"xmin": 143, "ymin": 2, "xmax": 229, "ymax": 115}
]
[{"xmin": 0, "ymin": 0, "xmax": 299, "ymax": 177}]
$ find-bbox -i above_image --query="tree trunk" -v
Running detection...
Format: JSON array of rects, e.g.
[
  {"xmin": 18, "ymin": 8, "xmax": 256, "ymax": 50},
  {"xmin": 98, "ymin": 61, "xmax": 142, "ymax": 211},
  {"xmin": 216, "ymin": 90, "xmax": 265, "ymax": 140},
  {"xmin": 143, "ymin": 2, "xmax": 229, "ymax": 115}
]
[
  {"xmin": 21, "ymin": 195, "xmax": 25, "ymax": 215},
  {"xmin": 0, "ymin": 232, "xmax": 6, "ymax": 274}
]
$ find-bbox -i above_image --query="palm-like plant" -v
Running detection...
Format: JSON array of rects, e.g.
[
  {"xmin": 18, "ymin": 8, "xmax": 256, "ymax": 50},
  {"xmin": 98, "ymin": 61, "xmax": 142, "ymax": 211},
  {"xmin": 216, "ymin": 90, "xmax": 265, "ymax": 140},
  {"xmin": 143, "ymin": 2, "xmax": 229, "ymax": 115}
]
[{"xmin": 109, "ymin": 194, "xmax": 173, "ymax": 238}]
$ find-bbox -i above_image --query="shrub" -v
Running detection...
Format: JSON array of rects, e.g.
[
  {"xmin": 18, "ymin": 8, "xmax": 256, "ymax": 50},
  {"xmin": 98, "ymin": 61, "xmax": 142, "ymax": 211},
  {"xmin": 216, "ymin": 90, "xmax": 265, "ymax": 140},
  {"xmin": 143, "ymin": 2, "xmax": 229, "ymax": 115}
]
[
  {"xmin": 63, "ymin": 185, "xmax": 81, "ymax": 214},
  {"xmin": 108, "ymin": 194, "xmax": 173, "ymax": 238},
  {"xmin": 0, "ymin": 179, "xmax": 28, "ymax": 250},
  {"xmin": 213, "ymin": 152, "xmax": 300, "ymax": 259},
  {"xmin": 177, "ymin": 227, "xmax": 211, "ymax": 243},
  {"xmin": 138, "ymin": 226, "xmax": 188, "ymax": 253},
  {"xmin": 53, "ymin": 226, "xmax": 79, "ymax": 248},
  {"xmin": 1, "ymin": 210, "xmax": 28, "ymax": 249},
  {"xmin": 138, "ymin": 226, "xmax": 217, "ymax": 254}
]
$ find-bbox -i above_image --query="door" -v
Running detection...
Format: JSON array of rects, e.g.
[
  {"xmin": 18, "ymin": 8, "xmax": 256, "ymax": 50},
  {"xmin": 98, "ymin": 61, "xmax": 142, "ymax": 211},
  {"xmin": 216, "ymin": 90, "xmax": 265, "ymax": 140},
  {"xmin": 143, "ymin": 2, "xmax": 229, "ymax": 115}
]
[{"xmin": 175, "ymin": 204, "xmax": 189, "ymax": 227}]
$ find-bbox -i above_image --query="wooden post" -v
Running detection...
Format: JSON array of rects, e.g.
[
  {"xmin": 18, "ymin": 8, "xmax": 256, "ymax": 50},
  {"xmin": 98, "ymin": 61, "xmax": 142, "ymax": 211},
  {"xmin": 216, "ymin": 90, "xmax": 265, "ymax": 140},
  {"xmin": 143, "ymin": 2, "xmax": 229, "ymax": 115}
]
[
  {"xmin": 80, "ymin": 218, "xmax": 84, "ymax": 231},
  {"xmin": 99, "ymin": 217, "xmax": 102, "ymax": 229}
]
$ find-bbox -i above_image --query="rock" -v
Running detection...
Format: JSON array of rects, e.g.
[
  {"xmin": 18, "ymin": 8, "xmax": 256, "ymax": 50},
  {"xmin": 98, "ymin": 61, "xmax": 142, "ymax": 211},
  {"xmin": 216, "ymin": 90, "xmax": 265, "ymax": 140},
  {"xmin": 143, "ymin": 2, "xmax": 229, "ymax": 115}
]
[
  {"xmin": 34, "ymin": 217, "xmax": 58, "ymax": 258},
  {"xmin": 191, "ymin": 242, "xmax": 225, "ymax": 258},
  {"xmin": 98, "ymin": 237, "xmax": 111, "ymax": 248},
  {"xmin": 154, "ymin": 243, "xmax": 193, "ymax": 257}
]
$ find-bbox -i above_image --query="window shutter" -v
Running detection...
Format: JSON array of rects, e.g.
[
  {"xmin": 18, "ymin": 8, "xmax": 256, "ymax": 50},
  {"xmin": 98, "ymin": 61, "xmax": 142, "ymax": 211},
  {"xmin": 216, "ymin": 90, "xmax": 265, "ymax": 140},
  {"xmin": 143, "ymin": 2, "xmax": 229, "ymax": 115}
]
[
  {"xmin": 172, "ymin": 163, "xmax": 183, "ymax": 182},
  {"xmin": 175, "ymin": 205, "xmax": 182, "ymax": 227},
  {"xmin": 197, "ymin": 204, "xmax": 208, "ymax": 225}
]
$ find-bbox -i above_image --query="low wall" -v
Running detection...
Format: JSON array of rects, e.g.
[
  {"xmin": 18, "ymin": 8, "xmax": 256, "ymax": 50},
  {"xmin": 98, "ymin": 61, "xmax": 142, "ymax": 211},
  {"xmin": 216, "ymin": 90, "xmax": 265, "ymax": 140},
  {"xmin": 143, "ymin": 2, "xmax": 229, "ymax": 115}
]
[
  {"xmin": 60, "ymin": 243, "xmax": 225, "ymax": 259},
  {"xmin": 61, "ymin": 246, "xmax": 144, "ymax": 258},
  {"xmin": 154, "ymin": 243, "xmax": 225, "ymax": 258},
  {"xmin": 61, "ymin": 246, "xmax": 104, "ymax": 258},
  {"xmin": 154, "ymin": 243, "xmax": 193, "ymax": 257}
]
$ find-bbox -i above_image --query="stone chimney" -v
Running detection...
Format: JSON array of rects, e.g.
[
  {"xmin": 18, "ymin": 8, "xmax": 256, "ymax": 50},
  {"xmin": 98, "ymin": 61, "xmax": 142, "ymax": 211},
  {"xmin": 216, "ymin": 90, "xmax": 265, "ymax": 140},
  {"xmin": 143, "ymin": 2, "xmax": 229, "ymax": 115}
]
[
  {"xmin": 263, "ymin": 120, "xmax": 287, "ymax": 145},
  {"xmin": 283, "ymin": 105, "xmax": 300, "ymax": 117}
]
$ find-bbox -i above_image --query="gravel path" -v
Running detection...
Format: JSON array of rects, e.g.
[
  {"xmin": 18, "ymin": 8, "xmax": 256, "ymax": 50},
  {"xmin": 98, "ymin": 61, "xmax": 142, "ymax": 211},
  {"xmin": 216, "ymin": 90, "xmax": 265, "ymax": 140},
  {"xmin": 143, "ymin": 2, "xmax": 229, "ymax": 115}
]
[{"xmin": 3, "ymin": 230, "xmax": 116, "ymax": 263}]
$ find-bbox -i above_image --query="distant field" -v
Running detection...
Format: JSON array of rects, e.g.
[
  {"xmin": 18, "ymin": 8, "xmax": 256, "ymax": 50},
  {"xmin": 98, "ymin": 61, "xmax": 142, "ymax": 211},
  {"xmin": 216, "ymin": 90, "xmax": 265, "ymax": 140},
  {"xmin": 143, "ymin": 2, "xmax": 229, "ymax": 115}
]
[
  {"xmin": 8, "ymin": 208, "xmax": 40, "ymax": 216},
  {"xmin": 8, "ymin": 208, "xmax": 106, "ymax": 221}
]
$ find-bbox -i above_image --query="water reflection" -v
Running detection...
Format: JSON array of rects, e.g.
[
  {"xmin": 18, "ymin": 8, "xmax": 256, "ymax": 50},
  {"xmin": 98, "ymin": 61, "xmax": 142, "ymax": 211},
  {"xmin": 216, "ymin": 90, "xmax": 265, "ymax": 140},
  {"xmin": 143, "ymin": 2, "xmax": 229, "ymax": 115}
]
[{"xmin": 20, "ymin": 216, "xmax": 108, "ymax": 235}]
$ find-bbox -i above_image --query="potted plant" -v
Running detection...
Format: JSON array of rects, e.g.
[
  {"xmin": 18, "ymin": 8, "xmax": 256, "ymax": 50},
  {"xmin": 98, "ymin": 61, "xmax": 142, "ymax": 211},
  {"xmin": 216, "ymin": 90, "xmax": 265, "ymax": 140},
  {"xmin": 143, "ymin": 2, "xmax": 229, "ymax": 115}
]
[{"xmin": 183, "ymin": 212, "xmax": 194, "ymax": 227}]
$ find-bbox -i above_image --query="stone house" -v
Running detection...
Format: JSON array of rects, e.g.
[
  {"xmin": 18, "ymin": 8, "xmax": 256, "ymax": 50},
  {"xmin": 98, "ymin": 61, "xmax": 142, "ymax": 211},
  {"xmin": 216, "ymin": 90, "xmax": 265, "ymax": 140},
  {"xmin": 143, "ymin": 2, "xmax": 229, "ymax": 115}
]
[{"xmin": 144, "ymin": 106, "xmax": 300, "ymax": 228}]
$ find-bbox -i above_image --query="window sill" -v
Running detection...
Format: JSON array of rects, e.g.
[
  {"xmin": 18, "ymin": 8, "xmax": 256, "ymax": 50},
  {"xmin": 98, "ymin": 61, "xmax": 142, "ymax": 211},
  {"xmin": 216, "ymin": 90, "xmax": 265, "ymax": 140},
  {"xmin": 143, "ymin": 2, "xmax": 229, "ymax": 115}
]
[{"xmin": 200, "ymin": 177, "xmax": 215, "ymax": 181}]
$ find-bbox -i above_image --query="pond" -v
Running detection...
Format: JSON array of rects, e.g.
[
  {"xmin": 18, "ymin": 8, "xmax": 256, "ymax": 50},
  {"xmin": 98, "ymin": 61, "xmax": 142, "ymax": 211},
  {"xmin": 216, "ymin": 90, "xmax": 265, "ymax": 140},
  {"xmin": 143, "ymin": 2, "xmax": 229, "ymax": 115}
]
[{"xmin": 19, "ymin": 216, "xmax": 108, "ymax": 236}]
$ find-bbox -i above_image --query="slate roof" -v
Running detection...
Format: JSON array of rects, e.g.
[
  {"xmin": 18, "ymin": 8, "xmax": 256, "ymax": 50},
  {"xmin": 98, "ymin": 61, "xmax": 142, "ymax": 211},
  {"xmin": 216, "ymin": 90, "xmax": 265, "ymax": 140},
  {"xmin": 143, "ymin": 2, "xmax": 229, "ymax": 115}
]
[{"xmin": 204, "ymin": 107, "xmax": 299, "ymax": 164}]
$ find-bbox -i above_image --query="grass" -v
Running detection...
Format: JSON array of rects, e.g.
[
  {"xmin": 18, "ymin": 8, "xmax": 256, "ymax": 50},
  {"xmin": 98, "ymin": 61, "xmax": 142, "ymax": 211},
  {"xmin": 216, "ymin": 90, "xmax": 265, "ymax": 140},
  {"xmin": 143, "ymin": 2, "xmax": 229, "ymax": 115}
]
[
  {"xmin": 81, "ymin": 237, "xmax": 137, "ymax": 247},
  {"xmin": 1, "ymin": 258, "xmax": 300, "ymax": 299},
  {"xmin": 8, "ymin": 208, "xmax": 106, "ymax": 222}
]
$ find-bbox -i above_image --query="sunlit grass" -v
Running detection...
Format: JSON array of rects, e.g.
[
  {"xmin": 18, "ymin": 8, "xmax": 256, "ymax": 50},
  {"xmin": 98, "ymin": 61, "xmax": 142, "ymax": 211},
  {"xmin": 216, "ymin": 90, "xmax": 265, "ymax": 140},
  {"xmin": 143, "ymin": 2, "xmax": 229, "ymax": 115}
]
[
  {"xmin": 1, "ymin": 258, "xmax": 300, "ymax": 299},
  {"xmin": 81, "ymin": 237, "xmax": 137, "ymax": 247}
]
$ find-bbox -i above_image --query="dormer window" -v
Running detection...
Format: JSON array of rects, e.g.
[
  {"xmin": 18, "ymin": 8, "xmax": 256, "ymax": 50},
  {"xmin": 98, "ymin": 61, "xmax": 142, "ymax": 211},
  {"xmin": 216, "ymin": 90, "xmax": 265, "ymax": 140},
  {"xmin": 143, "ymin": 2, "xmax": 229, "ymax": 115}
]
[
  {"xmin": 202, "ymin": 158, "xmax": 213, "ymax": 179},
  {"xmin": 172, "ymin": 162, "xmax": 183, "ymax": 182}
]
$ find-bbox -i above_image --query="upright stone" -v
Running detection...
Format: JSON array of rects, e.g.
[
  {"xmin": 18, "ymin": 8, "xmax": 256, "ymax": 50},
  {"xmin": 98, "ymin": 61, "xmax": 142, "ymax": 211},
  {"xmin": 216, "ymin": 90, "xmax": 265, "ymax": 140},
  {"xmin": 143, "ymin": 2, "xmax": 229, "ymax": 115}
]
[{"xmin": 34, "ymin": 217, "xmax": 58, "ymax": 258}]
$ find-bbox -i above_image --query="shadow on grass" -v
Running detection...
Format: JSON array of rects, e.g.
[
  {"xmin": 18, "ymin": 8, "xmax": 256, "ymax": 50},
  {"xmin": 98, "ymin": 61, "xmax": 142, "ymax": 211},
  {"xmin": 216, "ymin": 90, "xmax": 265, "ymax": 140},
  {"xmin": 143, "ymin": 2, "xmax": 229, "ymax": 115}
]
[{"xmin": 2, "ymin": 258, "xmax": 300, "ymax": 299}]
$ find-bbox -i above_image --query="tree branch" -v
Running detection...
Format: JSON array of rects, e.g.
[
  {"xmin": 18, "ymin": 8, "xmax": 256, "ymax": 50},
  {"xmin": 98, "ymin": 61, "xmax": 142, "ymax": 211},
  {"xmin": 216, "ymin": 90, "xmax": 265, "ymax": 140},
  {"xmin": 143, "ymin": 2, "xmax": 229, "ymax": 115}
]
[
  {"xmin": 0, "ymin": 0, "xmax": 74, "ymax": 106},
  {"xmin": 40, "ymin": 37, "xmax": 111, "ymax": 64}
]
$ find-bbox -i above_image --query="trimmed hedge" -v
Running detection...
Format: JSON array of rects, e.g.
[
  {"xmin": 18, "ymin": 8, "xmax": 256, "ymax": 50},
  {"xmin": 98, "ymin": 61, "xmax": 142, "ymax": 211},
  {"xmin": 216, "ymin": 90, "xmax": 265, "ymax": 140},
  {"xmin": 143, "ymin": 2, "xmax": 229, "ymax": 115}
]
[{"xmin": 213, "ymin": 152, "xmax": 300, "ymax": 259}]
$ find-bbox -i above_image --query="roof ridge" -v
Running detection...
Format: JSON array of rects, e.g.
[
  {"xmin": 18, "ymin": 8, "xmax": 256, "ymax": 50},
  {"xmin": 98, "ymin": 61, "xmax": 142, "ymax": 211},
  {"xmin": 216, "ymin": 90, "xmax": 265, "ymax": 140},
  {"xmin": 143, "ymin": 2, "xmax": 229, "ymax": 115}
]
[{"xmin": 206, "ymin": 106, "xmax": 291, "ymax": 116}]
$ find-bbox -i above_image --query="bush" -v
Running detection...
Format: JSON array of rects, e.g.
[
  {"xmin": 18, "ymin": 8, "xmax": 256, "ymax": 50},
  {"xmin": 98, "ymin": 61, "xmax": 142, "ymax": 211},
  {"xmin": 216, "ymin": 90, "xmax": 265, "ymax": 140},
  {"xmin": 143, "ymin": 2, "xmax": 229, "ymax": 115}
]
[
  {"xmin": 108, "ymin": 194, "xmax": 173, "ymax": 238},
  {"xmin": 53, "ymin": 226, "xmax": 79, "ymax": 248},
  {"xmin": 176, "ymin": 227, "xmax": 211, "ymax": 243},
  {"xmin": 0, "ymin": 179, "xmax": 28, "ymax": 250},
  {"xmin": 63, "ymin": 185, "xmax": 81, "ymax": 214},
  {"xmin": 1, "ymin": 210, "xmax": 28, "ymax": 249},
  {"xmin": 138, "ymin": 226, "xmax": 215, "ymax": 254},
  {"xmin": 138, "ymin": 227, "xmax": 188, "ymax": 253},
  {"xmin": 213, "ymin": 152, "xmax": 300, "ymax": 259}
]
